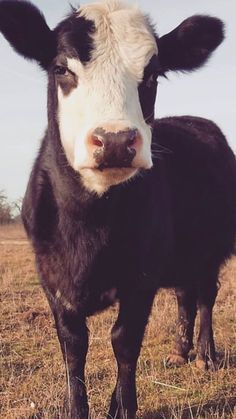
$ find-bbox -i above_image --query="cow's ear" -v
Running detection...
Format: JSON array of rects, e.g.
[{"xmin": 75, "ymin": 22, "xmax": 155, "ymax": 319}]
[
  {"xmin": 158, "ymin": 15, "xmax": 224, "ymax": 74},
  {"xmin": 0, "ymin": 0, "xmax": 56, "ymax": 69}
]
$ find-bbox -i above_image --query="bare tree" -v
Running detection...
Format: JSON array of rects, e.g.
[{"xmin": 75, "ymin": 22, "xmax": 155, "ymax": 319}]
[
  {"xmin": 12, "ymin": 197, "xmax": 23, "ymax": 223},
  {"xmin": 0, "ymin": 190, "xmax": 13, "ymax": 224}
]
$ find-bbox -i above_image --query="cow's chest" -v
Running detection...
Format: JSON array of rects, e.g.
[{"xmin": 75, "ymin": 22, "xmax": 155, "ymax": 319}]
[
  {"xmin": 37, "ymin": 209, "xmax": 160, "ymax": 315},
  {"xmin": 38, "ymin": 167, "xmax": 173, "ymax": 315}
]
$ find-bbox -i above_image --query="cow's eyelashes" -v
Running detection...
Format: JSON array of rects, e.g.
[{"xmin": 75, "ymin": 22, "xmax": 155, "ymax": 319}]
[
  {"xmin": 54, "ymin": 65, "xmax": 68, "ymax": 75},
  {"xmin": 54, "ymin": 65, "xmax": 74, "ymax": 77}
]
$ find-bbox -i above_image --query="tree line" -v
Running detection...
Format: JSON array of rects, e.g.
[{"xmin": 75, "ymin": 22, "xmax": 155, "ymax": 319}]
[{"xmin": 0, "ymin": 190, "xmax": 22, "ymax": 224}]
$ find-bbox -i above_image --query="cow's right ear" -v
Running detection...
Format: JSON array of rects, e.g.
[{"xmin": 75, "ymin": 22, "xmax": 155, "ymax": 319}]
[{"xmin": 0, "ymin": 0, "xmax": 56, "ymax": 69}]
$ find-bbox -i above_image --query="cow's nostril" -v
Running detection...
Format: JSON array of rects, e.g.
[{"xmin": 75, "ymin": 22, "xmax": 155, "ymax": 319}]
[
  {"xmin": 127, "ymin": 130, "xmax": 138, "ymax": 152},
  {"xmin": 91, "ymin": 135, "xmax": 104, "ymax": 148},
  {"xmin": 128, "ymin": 137, "xmax": 136, "ymax": 147}
]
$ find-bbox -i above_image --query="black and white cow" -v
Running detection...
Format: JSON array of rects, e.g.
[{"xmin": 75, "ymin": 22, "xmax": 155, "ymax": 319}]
[{"xmin": 1, "ymin": 0, "xmax": 236, "ymax": 418}]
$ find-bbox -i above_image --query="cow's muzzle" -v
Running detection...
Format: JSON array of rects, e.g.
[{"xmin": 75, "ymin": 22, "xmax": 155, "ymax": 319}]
[{"xmin": 87, "ymin": 127, "xmax": 141, "ymax": 170}]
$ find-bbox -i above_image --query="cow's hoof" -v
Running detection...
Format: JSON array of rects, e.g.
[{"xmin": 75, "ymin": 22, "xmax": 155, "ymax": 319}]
[
  {"xmin": 195, "ymin": 357, "xmax": 217, "ymax": 371},
  {"xmin": 165, "ymin": 354, "xmax": 187, "ymax": 367}
]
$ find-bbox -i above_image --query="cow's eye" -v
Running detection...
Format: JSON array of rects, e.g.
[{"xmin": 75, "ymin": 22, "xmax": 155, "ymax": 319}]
[{"xmin": 54, "ymin": 65, "xmax": 69, "ymax": 76}]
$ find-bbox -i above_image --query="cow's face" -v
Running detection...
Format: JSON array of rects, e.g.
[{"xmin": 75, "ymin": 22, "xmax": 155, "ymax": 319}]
[
  {"xmin": 53, "ymin": 3, "xmax": 158, "ymax": 194},
  {"xmin": 0, "ymin": 0, "xmax": 224, "ymax": 194}
]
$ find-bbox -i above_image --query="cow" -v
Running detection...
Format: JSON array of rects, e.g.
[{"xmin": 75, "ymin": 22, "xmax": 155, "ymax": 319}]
[{"xmin": 1, "ymin": 0, "xmax": 236, "ymax": 418}]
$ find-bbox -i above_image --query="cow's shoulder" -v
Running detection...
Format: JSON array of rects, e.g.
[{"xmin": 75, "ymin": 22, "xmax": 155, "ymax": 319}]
[{"xmin": 153, "ymin": 116, "xmax": 228, "ymax": 152}]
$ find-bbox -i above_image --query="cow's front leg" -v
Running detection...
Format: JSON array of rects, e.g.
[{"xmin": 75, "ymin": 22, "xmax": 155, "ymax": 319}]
[
  {"xmin": 108, "ymin": 290, "xmax": 155, "ymax": 419},
  {"xmin": 52, "ymin": 306, "xmax": 89, "ymax": 419}
]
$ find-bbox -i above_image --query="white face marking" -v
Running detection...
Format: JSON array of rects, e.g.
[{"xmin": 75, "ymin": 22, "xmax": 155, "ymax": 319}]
[
  {"xmin": 57, "ymin": 0, "xmax": 158, "ymax": 194},
  {"xmin": 81, "ymin": 167, "xmax": 138, "ymax": 195}
]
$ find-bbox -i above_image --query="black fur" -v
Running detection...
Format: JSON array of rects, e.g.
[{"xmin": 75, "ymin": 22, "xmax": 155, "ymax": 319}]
[
  {"xmin": 0, "ymin": 0, "xmax": 56, "ymax": 68},
  {"xmin": 158, "ymin": 15, "xmax": 224, "ymax": 73},
  {"xmin": 138, "ymin": 54, "xmax": 160, "ymax": 124},
  {"xmin": 0, "ymin": 1, "xmax": 95, "ymax": 68},
  {"xmin": 1, "ymin": 2, "xmax": 235, "ymax": 418},
  {"xmin": 54, "ymin": 12, "xmax": 95, "ymax": 64}
]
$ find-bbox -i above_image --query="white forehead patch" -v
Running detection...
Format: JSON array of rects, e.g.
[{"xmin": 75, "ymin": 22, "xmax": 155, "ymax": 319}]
[{"xmin": 77, "ymin": 0, "xmax": 158, "ymax": 81}]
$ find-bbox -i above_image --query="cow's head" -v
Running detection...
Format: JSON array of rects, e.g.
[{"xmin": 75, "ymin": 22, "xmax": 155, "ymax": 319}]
[{"xmin": 0, "ymin": 0, "xmax": 224, "ymax": 194}]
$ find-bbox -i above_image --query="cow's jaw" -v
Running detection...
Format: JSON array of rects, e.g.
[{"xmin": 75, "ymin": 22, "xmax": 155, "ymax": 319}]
[{"xmin": 80, "ymin": 167, "xmax": 138, "ymax": 195}]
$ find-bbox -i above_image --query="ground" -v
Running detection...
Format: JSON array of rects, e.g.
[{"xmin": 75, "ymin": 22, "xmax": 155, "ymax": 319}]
[{"xmin": 0, "ymin": 224, "xmax": 236, "ymax": 419}]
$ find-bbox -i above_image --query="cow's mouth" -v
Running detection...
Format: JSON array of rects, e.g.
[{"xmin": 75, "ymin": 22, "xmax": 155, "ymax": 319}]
[{"xmin": 79, "ymin": 167, "xmax": 138, "ymax": 195}]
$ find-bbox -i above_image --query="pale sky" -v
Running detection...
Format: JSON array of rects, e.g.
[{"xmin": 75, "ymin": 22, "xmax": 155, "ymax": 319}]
[{"xmin": 0, "ymin": 0, "xmax": 236, "ymax": 202}]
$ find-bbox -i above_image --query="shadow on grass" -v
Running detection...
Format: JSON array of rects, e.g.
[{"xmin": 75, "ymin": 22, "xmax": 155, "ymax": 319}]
[
  {"xmin": 28, "ymin": 409, "xmax": 61, "ymax": 419},
  {"xmin": 216, "ymin": 351, "xmax": 236, "ymax": 369},
  {"xmin": 26, "ymin": 398, "xmax": 236, "ymax": 419},
  {"xmin": 186, "ymin": 349, "xmax": 236, "ymax": 369},
  {"xmin": 142, "ymin": 396, "xmax": 236, "ymax": 419}
]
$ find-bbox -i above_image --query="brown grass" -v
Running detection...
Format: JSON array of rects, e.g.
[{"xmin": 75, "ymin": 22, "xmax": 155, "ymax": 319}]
[
  {"xmin": 0, "ymin": 223, "xmax": 27, "ymax": 242},
  {"xmin": 0, "ymin": 224, "xmax": 236, "ymax": 418}
]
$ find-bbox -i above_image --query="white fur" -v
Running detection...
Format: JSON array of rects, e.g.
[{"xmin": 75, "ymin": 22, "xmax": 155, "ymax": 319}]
[{"xmin": 58, "ymin": 0, "xmax": 157, "ymax": 194}]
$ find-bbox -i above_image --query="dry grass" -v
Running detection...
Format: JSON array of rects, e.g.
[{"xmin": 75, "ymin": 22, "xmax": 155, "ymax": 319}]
[
  {"xmin": 0, "ymin": 223, "xmax": 27, "ymax": 242},
  {"xmin": 0, "ymin": 224, "xmax": 236, "ymax": 419}
]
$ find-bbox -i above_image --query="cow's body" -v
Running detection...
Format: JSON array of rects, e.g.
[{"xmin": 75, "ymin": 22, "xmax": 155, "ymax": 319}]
[
  {"xmin": 23, "ymin": 115, "xmax": 236, "ymax": 315},
  {"xmin": 1, "ymin": 0, "xmax": 236, "ymax": 417}
]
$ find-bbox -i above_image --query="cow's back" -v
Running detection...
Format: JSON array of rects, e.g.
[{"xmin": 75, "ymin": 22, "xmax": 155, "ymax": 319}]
[{"xmin": 153, "ymin": 116, "xmax": 236, "ymax": 282}]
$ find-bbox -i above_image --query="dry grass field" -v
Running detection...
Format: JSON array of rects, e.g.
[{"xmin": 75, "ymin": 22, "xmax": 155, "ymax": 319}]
[{"xmin": 0, "ymin": 224, "xmax": 236, "ymax": 418}]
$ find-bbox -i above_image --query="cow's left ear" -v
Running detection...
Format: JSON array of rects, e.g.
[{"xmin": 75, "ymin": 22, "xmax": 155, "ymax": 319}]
[
  {"xmin": 158, "ymin": 15, "xmax": 224, "ymax": 74},
  {"xmin": 0, "ymin": 0, "xmax": 56, "ymax": 69}
]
